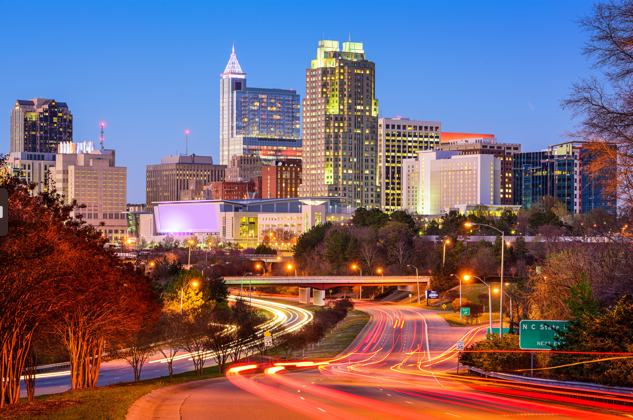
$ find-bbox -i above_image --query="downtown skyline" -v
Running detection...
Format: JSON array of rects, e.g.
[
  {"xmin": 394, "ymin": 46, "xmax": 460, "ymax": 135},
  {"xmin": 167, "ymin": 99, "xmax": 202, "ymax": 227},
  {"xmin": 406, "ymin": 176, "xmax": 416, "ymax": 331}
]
[{"xmin": 1, "ymin": 0, "xmax": 596, "ymax": 202}]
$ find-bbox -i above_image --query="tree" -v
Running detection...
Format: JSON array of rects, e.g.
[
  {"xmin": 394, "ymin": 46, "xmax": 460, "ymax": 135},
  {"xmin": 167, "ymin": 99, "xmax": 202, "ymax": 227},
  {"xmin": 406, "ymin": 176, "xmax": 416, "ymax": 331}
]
[
  {"xmin": 152, "ymin": 256, "xmax": 182, "ymax": 285},
  {"xmin": 155, "ymin": 312, "xmax": 185, "ymax": 379},
  {"xmin": 390, "ymin": 210, "xmax": 416, "ymax": 231},
  {"xmin": 528, "ymin": 210, "xmax": 561, "ymax": 232},
  {"xmin": 207, "ymin": 272, "xmax": 229, "ymax": 305},
  {"xmin": 229, "ymin": 299, "xmax": 266, "ymax": 364},
  {"xmin": 324, "ymin": 228, "xmax": 360, "ymax": 274},
  {"xmin": 254, "ymin": 243, "xmax": 277, "ymax": 255},
  {"xmin": 293, "ymin": 222, "xmax": 332, "ymax": 267},
  {"xmin": 359, "ymin": 243, "xmax": 380, "ymax": 273},
  {"xmin": 118, "ymin": 326, "xmax": 155, "ymax": 382},
  {"xmin": 561, "ymin": 0, "xmax": 631, "ymax": 212},
  {"xmin": 163, "ymin": 269, "xmax": 209, "ymax": 312},
  {"xmin": 351, "ymin": 207, "xmax": 389, "ymax": 229},
  {"xmin": 181, "ymin": 308, "xmax": 216, "ymax": 375}
]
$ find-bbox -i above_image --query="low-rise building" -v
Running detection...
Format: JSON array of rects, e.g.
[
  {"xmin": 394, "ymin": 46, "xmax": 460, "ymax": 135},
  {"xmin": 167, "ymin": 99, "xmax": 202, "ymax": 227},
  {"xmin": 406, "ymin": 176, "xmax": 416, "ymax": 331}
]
[
  {"xmin": 4, "ymin": 151, "xmax": 56, "ymax": 195},
  {"xmin": 205, "ymin": 181, "xmax": 258, "ymax": 200},
  {"xmin": 225, "ymin": 154, "xmax": 263, "ymax": 182},
  {"xmin": 148, "ymin": 197, "xmax": 351, "ymax": 248}
]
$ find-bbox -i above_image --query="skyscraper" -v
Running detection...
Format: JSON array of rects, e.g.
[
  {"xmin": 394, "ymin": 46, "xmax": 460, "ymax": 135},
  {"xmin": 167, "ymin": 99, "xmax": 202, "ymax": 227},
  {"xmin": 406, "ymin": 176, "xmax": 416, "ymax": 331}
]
[
  {"xmin": 299, "ymin": 40, "xmax": 379, "ymax": 207},
  {"xmin": 10, "ymin": 99, "xmax": 72, "ymax": 153},
  {"xmin": 219, "ymin": 45, "xmax": 301, "ymax": 166},
  {"xmin": 377, "ymin": 117, "xmax": 441, "ymax": 211}
]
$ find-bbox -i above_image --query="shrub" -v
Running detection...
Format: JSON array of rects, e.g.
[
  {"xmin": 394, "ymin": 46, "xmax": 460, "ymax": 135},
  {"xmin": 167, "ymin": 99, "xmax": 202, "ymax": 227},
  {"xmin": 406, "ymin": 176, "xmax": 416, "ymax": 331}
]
[
  {"xmin": 460, "ymin": 334, "xmax": 531, "ymax": 373},
  {"xmin": 452, "ymin": 298, "xmax": 473, "ymax": 313}
]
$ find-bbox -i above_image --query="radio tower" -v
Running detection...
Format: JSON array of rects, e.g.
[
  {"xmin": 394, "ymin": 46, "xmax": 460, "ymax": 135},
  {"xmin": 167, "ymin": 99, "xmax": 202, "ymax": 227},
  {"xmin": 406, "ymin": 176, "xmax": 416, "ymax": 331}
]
[
  {"xmin": 100, "ymin": 123, "xmax": 105, "ymax": 150},
  {"xmin": 185, "ymin": 130, "xmax": 189, "ymax": 155}
]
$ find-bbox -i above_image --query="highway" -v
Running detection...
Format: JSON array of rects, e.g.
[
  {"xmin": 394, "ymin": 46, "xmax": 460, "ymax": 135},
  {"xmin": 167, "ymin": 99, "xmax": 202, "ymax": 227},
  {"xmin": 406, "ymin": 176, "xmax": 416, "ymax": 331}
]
[
  {"xmin": 135, "ymin": 301, "xmax": 633, "ymax": 420},
  {"xmin": 21, "ymin": 298, "xmax": 312, "ymax": 397}
]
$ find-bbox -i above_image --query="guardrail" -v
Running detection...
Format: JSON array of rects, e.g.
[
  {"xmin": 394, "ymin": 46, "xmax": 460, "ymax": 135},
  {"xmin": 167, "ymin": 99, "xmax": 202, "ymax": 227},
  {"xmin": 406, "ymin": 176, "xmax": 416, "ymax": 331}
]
[{"xmin": 467, "ymin": 366, "xmax": 633, "ymax": 405}]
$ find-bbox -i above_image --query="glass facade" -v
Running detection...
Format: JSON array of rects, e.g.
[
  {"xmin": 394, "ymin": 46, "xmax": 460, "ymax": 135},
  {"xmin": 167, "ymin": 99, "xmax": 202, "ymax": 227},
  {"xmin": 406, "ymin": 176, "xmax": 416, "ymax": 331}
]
[{"xmin": 220, "ymin": 48, "xmax": 301, "ymax": 166}]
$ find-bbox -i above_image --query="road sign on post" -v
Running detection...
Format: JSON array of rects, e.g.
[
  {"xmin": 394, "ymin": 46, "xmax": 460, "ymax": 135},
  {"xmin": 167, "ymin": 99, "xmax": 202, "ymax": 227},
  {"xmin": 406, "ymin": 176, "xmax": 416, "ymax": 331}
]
[
  {"xmin": 263, "ymin": 331, "xmax": 272, "ymax": 347},
  {"xmin": 460, "ymin": 307, "xmax": 470, "ymax": 316},
  {"xmin": 456, "ymin": 341, "xmax": 465, "ymax": 351},
  {"xmin": 519, "ymin": 320, "xmax": 569, "ymax": 350}
]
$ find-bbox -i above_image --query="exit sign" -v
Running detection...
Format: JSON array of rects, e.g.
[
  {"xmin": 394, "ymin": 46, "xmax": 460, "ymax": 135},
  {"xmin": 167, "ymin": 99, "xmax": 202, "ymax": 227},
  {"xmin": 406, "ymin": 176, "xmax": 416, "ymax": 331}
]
[{"xmin": 519, "ymin": 320, "xmax": 569, "ymax": 350}]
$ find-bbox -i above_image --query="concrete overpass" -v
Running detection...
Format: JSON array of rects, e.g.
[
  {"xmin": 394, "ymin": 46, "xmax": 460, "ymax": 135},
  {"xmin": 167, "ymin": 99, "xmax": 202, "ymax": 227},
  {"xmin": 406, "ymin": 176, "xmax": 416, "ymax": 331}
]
[{"xmin": 225, "ymin": 275, "xmax": 430, "ymax": 306}]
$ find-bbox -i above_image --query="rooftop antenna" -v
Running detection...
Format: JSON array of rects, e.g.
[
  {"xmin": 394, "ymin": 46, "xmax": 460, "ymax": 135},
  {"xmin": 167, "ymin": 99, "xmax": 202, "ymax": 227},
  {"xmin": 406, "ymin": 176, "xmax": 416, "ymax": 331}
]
[
  {"xmin": 349, "ymin": 32, "xmax": 351, "ymax": 42},
  {"xmin": 100, "ymin": 123, "xmax": 105, "ymax": 150},
  {"xmin": 185, "ymin": 130, "xmax": 189, "ymax": 155}
]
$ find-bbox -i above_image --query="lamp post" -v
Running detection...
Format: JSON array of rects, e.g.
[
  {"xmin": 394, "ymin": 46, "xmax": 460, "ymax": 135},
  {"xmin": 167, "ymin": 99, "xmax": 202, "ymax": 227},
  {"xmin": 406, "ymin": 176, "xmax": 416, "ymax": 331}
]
[
  {"xmin": 187, "ymin": 239, "xmax": 195, "ymax": 267},
  {"xmin": 464, "ymin": 275, "xmax": 492, "ymax": 333},
  {"xmin": 240, "ymin": 272, "xmax": 252, "ymax": 298},
  {"xmin": 465, "ymin": 222, "xmax": 506, "ymax": 338},
  {"xmin": 180, "ymin": 281, "xmax": 199, "ymax": 314},
  {"xmin": 377, "ymin": 268, "xmax": 384, "ymax": 293},
  {"xmin": 443, "ymin": 239, "xmax": 451, "ymax": 266},
  {"xmin": 407, "ymin": 265, "xmax": 420, "ymax": 305},
  {"xmin": 450, "ymin": 274, "xmax": 466, "ymax": 323},
  {"xmin": 494, "ymin": 287, "xmax": 513, "ymax": 333},
  {"xmin": 352, "ymin": 265, "xmax": 362, "ymax": 300}
]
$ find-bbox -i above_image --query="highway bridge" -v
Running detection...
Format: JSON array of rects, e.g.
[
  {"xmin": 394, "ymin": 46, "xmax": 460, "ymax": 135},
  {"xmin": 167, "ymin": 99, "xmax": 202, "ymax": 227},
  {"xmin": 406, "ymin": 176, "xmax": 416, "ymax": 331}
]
[{"xmin": 224, "ymin": 275, "xmax": 430, "ymax": 305}]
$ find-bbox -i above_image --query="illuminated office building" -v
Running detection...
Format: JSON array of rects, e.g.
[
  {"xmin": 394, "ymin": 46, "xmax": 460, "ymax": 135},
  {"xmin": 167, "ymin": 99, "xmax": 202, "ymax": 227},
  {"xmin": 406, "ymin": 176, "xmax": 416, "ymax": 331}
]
[
  {"xmin": 219, "ymin": 45, "xmax": 301, "ymax": 165},
  {"xmin": 10, "ymin": 98, "xmax": 72, "ymax": 153},
  {"xmin": 298, "ymin": 40, "xmax": 379, "ymax": 207},
  {"xmin": 377, "ymin": 117, "xmax": 441, "ymax": 211}
]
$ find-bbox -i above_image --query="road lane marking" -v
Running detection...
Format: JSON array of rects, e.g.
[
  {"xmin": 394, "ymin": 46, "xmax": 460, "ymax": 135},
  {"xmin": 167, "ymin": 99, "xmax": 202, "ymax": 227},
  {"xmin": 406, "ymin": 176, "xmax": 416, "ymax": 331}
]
[
  {"xmin": 445, "ymin": 414, "xmax": 460, "ymax": 418},
  {"xmin": 405, "ymin": 401, "xmax": 413, "ymax": 404},
  {"xmin": 316, "ymin": 408, "xmax": 326, "ymax": 412}
]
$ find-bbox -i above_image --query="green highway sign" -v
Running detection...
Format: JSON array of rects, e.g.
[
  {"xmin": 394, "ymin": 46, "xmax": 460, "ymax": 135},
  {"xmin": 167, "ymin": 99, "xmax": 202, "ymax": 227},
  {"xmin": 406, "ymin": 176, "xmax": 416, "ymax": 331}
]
[
  {"xmin": 460, "ymin": 307, "xmax": 470, "ymax": 316},
  {"xmin": 486, "ymin": 327, "xmax": 511, "ymax": 335},
  {"xmin": 519, "ymin": 320, "xmax": 569, "ymax": 350}
]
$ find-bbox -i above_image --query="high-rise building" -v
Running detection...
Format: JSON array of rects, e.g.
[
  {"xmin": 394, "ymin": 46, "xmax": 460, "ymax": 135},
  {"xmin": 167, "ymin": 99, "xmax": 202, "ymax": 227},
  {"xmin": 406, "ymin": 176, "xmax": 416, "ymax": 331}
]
[
  {"xmin": 225, "ymin": 154, "xmax": 263, "ymax": 182},
  {"xmin": 4, "ymin": 152, "xmax": 56, "ymax": 195},
  {"xmin": 10, "ymin": 99, "xmax": 72, "ymax": 153},
  {"xmin": 438, "ymin": 134, "xmax": 521, "ymax": 205},
  {"xmin": 299, "ymin": 40, "xmax": 379, "ymax": 207},
  {"xmin": 54, "ymin": 147, "xmax": 127, "ymax": 241},
  {"xmin": 513, "ymin": 141, "xmax": 616, "ymax": 214},
  {"xmin": 377, "ymin": 117, "xmax": 441, "ymax": 211},
  {"xmin": 219, "ymin": 45, "xmax": 301, "ymax": 165},
  {"xmin": 262, "ymin": 159, "xmax": 302, "ymax": 199},
  {"xmin": 402, "ymin": 150, "xmax": 501, "ymax": 215},
  {"xmin": 145, "ymin": 155, "xmax": 226, "ymax": 211}
]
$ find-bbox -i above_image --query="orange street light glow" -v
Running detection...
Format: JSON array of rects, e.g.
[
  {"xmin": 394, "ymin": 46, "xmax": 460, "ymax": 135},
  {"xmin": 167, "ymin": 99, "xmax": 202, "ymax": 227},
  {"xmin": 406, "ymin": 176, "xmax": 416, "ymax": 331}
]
[
  {"xmin": 192, "ymin": 282, "xmax": 198, "ymax": 287},
  {"xmin": 287, "ymin": 264, "xmax": 293, "ymax": 270},
  {"xmin": 352, "ymin": 265, "xmax": 357, "ymax": 269},
  {"xmin": 463, "ymin": 275, "xmax": 470, "ymax": 280},
  {"xmin": 464, "ymin": 222, "xmax": 473, "ymax": 227},
  {"xmin": 150, "ymin": 262, "xmax": 155, "ymax": 267},
  {"xmin": 494, "ymin": 288, "xmax": 500, "ymax": 293},
  {"xmin": 445, "ymin": 239, "xmax": 450, "ymax": 244}
]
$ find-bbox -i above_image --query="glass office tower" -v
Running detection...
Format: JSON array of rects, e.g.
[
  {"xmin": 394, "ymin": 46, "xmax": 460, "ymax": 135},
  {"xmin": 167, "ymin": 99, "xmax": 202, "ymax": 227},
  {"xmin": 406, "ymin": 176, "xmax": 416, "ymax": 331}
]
[{"xmin": 219, "ymin": 45, "xmax": 301, "ymax": 165}]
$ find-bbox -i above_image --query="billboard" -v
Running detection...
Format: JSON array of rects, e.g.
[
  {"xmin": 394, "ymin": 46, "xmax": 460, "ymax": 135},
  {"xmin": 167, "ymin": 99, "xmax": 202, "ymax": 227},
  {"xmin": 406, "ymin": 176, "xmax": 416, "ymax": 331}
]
[{"xmin": 154, "ymin": 202, "xmax": 221, "ymax": 234}]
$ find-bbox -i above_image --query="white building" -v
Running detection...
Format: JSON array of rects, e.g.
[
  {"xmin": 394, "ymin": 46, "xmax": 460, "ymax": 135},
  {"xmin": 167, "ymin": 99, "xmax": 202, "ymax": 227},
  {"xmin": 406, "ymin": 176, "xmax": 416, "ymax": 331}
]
[
  {"xmin": 402, "ymin": 150, "xmax": 501, "ymax": 215},
  {"xmin": 4, "ymin": 152, "xmax": 56, "ymax": 195},
  {"xmin": 54, "ymin": 147, "xmax": 127, "ymax": 242}
]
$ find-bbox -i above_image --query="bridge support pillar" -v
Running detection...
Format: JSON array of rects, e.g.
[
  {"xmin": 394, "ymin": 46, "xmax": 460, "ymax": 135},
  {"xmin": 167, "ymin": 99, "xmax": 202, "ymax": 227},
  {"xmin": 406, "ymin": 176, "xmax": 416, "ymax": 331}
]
[
  {"xmin": 398, "ymin": 285, "xmax": 413, "ymax": 292},
  {"xmin": 313, "ymin": 289, "xmax": 325, "ymax": 306},
  {"xmin": 298, "ymin": 287, "xmax": 311, "ymax": 304},
  {"xmin": 265, "ymin": 262, "xmax": 272, "ymax": 273}
]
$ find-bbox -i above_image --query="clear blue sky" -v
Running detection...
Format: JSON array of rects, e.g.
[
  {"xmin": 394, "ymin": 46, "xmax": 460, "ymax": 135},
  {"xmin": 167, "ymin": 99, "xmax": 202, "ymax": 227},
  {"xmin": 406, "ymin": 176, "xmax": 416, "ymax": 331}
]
[{"xmin": 0, "ymin": 0, "xmax": 595, "ymax": 203}]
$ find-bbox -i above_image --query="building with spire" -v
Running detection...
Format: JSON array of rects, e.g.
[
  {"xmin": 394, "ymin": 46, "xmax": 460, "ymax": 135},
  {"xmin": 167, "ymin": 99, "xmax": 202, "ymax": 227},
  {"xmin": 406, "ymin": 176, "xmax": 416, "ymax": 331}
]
[
  {"xmin": 298, "ymin": 40, "xmax": 378, "ymax": 208},
  {"xmin": 219, "ymin": 44, "xmax": 302, "ymax": 166}
]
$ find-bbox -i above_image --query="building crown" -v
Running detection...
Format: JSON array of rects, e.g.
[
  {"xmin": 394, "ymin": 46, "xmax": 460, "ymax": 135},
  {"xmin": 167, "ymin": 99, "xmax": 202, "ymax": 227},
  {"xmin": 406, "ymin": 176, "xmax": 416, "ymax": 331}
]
[{"xmin": 223, "ymin": 42, "xmax": 244, "ymax": 75}]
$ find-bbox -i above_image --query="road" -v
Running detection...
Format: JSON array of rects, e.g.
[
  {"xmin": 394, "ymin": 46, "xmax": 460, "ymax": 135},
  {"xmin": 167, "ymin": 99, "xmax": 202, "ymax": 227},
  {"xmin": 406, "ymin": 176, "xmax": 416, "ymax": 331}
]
[
  {"xmin": 22, "ymin": 297, "xmax": 312, "ymax": 397},
  {"xmin": 130, "ymin": 301, "xmax": 633, "ymax": 420}
]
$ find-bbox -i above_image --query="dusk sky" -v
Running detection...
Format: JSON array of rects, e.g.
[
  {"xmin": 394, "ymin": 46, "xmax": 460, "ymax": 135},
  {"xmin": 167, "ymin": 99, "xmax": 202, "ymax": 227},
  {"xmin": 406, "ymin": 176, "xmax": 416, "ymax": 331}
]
[{"xmin": 1, "ymin": 0, "xmax": 595, "ymax": 203}]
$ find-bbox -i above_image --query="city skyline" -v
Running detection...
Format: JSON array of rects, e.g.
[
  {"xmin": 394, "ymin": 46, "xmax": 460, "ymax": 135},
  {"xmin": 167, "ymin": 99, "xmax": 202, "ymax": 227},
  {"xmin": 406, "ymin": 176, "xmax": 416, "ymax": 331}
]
[{"xmin": 1, "ymin": 0, "xmax": 596, "ymax": 202}]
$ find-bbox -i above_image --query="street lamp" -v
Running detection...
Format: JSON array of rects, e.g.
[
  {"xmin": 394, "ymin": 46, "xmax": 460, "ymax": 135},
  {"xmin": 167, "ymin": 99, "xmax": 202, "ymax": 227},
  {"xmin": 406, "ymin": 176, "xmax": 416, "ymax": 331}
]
[
  {"xmin": 377, "ymin": 268, "xmax": 384, "ymax": 293},
  {"xmin": 180, "ymin": 280, "xmax": 199, "ymax": 314},
  {"xmin": 443, "ymin": 239, "xmax": 451, "ymax": 266},
  {"xmin": 240, "ymin": 272, "xmax": 252, "ymax": 298},
  {"xmin": 465, "ymin": 222, "xmax": 507, "ymax": 338},
  {"xmin": 352, "ymin": 265, "xmax": 362, "ymax": 300},
  {"xmin": 450, "ymin": 274, "xmax": 467, "ymax": 323},
  {"xmin": 187, "ymin": 239, "xmax": 195, "ymax": 267},
  {"xmin": 407, "ymin": 265, "xmax": 420, "ymax": 305},
  {"xmin": 493, "ymin": 287, "xmax": 513, "ymax": 333},
  {"xmin": 286, "ymin": 263, "xmax": 297, "ymax": 277},
  {"xmin": 464, "ymin": 275, "xmax": 492, "ymax": 333}
]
